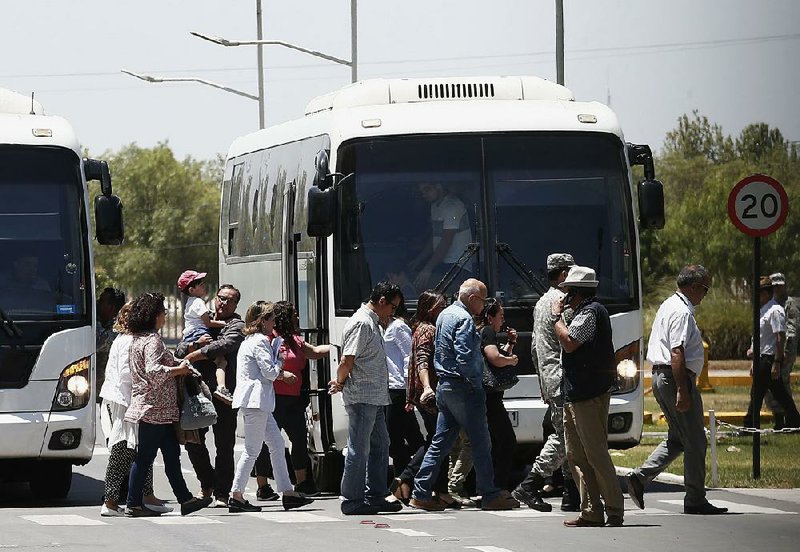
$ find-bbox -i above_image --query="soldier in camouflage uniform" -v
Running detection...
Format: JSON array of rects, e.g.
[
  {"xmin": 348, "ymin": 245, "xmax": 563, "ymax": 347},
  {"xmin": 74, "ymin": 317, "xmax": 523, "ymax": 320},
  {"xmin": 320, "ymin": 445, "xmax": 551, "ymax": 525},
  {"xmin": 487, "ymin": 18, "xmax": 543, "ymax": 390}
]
[
  {"xmin": 766, "ymin": 273, "xmax": 798, "ymax": 429},
  {"xmin": 512, "ymin": 253, "xmax": 579, "ymax": 512}
]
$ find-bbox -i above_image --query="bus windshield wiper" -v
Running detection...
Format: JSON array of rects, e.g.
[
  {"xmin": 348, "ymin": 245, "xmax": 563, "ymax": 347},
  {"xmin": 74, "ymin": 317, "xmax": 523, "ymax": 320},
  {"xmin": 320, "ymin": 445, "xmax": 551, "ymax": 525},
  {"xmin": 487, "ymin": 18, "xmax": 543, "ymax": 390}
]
[
  {"xmin": 434, "ymin": 242, "xmax": 480, "ymax": 294},
  {"xmin": 495, "ymin": 243, "xmax": 549, "ymax": 296},
  {"xmin": 0, "ymin": 308, "xmax": 23, "ymax": 337}
]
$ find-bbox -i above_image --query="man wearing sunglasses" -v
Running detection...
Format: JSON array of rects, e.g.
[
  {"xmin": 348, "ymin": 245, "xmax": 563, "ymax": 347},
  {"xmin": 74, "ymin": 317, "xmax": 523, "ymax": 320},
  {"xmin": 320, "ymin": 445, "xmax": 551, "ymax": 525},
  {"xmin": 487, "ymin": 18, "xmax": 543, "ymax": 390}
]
[
  {"xmin": 627, "ymin": 265, "xmax": 728, "ymax": 516},
  {"xmin": 176, "ymin": 284, "xmax": 245, "ymax": 508}
]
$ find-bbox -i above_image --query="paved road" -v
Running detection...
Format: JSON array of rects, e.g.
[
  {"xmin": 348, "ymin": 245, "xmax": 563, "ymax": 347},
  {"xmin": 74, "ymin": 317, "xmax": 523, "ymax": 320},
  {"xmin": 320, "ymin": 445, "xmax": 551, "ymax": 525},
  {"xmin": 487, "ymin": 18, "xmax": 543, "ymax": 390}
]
[{"xmin": 1, "ymin": 436, "xmax": 798, "ymax": 552}]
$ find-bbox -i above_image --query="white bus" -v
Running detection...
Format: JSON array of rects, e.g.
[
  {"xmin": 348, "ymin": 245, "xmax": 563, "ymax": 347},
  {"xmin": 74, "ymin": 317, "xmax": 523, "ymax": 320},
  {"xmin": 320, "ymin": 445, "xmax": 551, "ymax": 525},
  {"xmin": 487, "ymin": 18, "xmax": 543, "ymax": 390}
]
[
  {"xmin": 0, "ymin": 89, "xmax": 123, "ymax": 499},
  {"xmin": 219, "ymin": 76, "xmax": 664, "ymax": 490}
]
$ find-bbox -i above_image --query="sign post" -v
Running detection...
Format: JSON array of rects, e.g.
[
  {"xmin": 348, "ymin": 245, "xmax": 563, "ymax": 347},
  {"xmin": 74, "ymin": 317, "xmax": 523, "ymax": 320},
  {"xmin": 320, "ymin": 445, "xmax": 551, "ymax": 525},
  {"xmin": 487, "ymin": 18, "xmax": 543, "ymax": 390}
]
[{"xmin": 727, "ymin": 174, "xmax": 789, "ymax": 479}]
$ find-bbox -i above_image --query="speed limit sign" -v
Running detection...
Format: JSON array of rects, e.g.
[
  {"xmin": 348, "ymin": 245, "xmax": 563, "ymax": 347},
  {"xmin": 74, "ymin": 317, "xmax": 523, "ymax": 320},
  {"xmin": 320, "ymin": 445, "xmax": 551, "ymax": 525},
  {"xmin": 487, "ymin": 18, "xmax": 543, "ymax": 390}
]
[{"xmin": 727, "ymin": 174, "xmax": 788, "ymax": 237}]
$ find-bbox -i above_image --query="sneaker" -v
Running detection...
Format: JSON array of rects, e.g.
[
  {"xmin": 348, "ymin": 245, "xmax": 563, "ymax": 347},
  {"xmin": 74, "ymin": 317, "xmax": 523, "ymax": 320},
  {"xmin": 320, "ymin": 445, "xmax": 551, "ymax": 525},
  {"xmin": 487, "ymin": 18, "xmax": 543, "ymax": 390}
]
[
  {"xmin": 213, "ymin": 387, "xmax": 234, "ymax": 405},
  {"xmin": 228, "ymin": 497, "xmax": 262, "ymax": 513},
  {"xmin": 512, "ymin": 486, "xmax": 552, "ymax": 512},
  {"xmin": 214, "ymin": 499, "xmax": 228, "ymax": 508},
  {"xmin": 100, "ymin": 504, "xmax": 124, "ymax": 517},
  {"xmin": 282, "ymin": 494, "xmax": 314, "ymax": 511},
  {"xmin": 125, "ymin": 506, "xmax": 162, "ymax": 518},
  {"xmin": 256, "ymin": 484, "xmax": 279, "ymax": 501},
  {"xmin": 181, "ymin": 496, "xmax": 212, "ymax": 516},
  {"xmin": 294, "ymin": 478, "xmax": 320, "ymax": 497},
  {"xmin": 481, "ymin": 490, "xmax": 520, "ymax": 511},
  {"xmin": 143, "ymin": 502, "xmax": 174, "ymax": 514},
  {"xmin": 409, "ymin": 497, "xmax": 446, "ymax": 512},
  {"xmin": 626, "ymin": 473, "xmax": 645, "ymax": 510}
]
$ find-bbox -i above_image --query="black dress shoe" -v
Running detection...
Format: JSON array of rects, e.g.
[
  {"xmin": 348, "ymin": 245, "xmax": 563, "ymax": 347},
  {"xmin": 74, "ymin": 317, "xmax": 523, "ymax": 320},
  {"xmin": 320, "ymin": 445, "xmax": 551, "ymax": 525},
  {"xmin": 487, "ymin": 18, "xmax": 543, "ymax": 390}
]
[
  {"xmin": 124, "ymin": 506, "xmax": 162, "ymax": 517},
  {"xmin": 282, "ymin": 494, "xmax": 314, "ymax": 511},
  {"xmin": 684, "ymin": 502, "xmax": 728, "ymax": 515},
  {"xmin": 341, "ymin": 502, "xmax": 381, "ymax": 515},
  {"xmin": 371, "ymin": 499, "xmax": 403, "ymax": 513},
  {"xmin": 256, "ymin": 484, "xmax": 279, "ymax": 501},
  {"xmin": 228, "ymin": 497, "xmax": 262, "ymax": 513},
  {"xmin": 181, "ymin": 496, "xmax": 212, "ymax": 516}
]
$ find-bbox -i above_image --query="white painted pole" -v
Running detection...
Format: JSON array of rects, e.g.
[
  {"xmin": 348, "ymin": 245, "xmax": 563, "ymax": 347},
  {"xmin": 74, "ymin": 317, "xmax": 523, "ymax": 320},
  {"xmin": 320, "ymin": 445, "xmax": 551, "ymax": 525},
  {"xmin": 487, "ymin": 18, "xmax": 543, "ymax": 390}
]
[
  {"xmin": 256, "ymin": 0, "xmax": 265, "ymax": 129},
  {"xmin": 351, "ymin": 0, "xmax": 358, "ymax": 83},
  {"xmin": 709, "ymin": 409, "xmax": 718, "ymax": 487}
]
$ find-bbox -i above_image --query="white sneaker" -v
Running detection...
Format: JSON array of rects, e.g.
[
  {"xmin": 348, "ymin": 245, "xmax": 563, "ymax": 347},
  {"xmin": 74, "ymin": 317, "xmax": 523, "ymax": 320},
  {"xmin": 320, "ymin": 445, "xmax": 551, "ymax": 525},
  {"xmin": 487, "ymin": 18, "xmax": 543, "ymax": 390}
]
[
  {"xmin": 144, "ymin": 502, "xmax": 174, "ymax": 514},
  {"xmin": 100, "ymin": 504, "xmax": 125, "ymax": 517}
]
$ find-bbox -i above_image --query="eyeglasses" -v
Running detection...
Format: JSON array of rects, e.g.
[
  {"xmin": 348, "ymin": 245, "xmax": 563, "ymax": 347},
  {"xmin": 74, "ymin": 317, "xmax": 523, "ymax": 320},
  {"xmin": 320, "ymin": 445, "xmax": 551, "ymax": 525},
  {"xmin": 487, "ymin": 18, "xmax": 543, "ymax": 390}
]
[
  {"xmin": 697, "ymin": 283, "xmax": 710, "ymax": 295},
  {"xmin": 216, "ymin": 294, "xmax": 237, "ymax": 304}
]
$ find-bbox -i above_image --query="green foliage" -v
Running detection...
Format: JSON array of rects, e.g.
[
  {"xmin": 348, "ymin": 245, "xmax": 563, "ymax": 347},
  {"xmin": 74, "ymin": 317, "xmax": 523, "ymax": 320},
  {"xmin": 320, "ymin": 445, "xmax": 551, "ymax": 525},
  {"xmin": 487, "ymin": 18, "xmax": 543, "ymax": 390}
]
[
  {"xmin": 694, "ymin": 289, "xmax": 752, "ymax": 360},
  {"xmin": 90, "ymin": 142, "xmax": 222, "ymax": 293}
]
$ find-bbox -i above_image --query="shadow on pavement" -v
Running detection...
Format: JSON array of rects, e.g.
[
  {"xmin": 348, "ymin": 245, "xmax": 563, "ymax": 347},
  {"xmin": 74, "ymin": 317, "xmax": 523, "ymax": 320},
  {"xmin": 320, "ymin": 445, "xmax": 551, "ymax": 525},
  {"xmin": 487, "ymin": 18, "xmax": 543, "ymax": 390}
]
[{"xmin": 0, "ymin": 473, "xmax": 104, "ymax": 509}]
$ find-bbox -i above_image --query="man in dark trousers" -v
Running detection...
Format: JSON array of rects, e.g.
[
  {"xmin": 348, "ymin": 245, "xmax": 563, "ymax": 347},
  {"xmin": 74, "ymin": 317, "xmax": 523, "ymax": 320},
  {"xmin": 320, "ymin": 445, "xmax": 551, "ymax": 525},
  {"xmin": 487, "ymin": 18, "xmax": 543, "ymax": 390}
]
[
  {"xmin": 552, "ymin": 266, "xmax": 624, "ymax": 527},
  {"xmin": 176, "ymin": 284, "xmax": 245, "ymax": 507}
]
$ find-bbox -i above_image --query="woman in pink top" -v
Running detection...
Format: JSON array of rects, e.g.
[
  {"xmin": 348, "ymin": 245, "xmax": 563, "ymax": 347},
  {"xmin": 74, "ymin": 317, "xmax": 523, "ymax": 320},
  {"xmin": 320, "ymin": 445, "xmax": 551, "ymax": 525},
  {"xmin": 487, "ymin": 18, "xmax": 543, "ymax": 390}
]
[{"xmin": 123, "ymin": 292, "xmax": 212, "ymax": 517}]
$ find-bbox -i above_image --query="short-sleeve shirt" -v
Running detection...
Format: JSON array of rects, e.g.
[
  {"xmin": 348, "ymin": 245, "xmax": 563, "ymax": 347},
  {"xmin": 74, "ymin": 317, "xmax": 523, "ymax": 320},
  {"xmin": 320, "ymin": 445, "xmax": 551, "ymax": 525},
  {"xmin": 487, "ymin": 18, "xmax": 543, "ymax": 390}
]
[
  {"xmin": 759, "ymin": 299, "xmax": 786, "ymax": 355},
  {"xmin": 384, "ymin": 318, "xmax": 412, "ymax": 390},
  {"xmin": 646, "ymin": 291, "xmax": 704, "ymax": 374},
  {"xmin": 783, "ymin": 296, "xmax": 798, "ymax": 356},
  {"xmin": 183, "ymin": 296, "xmax": 209, "ymax": 338},
  {"xmin": 430, "ymin": 194, "xmax": 471, "ymax": 264},
  {"xmin": 341, "ymin": 304, "xmax": 390, "ymax": 406},
  {"xmin": 568, "ymin": 301, "xmax": 597, "ymax": 345}
]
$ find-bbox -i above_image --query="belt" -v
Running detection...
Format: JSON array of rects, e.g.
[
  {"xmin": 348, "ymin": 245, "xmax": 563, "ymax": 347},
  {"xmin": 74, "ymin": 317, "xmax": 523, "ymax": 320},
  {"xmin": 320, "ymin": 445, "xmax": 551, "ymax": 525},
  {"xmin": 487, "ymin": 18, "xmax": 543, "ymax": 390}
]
[
  {"xmin": 760, "ymin": 353, "xmax": 775, "ymax": 359},
  {"xmin": 652, "ymin": 364, "xmax": 672, "ymax": 372}
]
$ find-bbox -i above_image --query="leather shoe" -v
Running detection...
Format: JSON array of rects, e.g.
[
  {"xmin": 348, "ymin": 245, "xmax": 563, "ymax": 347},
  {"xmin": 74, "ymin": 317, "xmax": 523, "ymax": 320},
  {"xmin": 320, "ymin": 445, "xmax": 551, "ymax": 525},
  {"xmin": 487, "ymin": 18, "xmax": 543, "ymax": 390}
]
[
  {"xmin": 606, "ymin": 515, "xmax": 624, "ymax": 526},
  {"xmin": 563, "ymin": 516, "xmax": 604, "ymax": 527},
  {"xmin": 282, "ymin": 494, "xmax": 314, "ymax": 511},
  {"xmin": 181, "ymin": 496, "xmax": 212, "ymax": 516},
  {"xmin": 481, "ymin": 490, "xmax": 520, "ymax": 511},
  {"xmin": 684, "ymin": 502, "xmax": 728, "ymax": 515},
  {"xmin": 409, "ymin": 497, "xmax": 446, "ymax": 511},
  {"xmin": 371, "ymin": 499, "xmax": 403, "ymax": 513},
  {"xmin": 626, "ymin": 473, "xmax": 645, "ymax": 510}
]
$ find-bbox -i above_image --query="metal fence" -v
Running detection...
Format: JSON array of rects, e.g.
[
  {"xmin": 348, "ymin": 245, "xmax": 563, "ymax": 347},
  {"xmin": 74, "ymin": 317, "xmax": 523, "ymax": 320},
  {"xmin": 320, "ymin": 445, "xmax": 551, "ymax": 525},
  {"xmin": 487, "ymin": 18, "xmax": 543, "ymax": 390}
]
[{"xmin": 125, "ymin": 284, "xmax": 217, "ymax": 345}]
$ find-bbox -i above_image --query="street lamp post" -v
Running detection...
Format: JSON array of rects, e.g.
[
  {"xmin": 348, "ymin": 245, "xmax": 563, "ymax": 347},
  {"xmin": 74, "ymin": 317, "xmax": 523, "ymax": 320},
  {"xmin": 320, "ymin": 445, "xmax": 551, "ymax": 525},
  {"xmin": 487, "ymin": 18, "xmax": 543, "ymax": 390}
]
[{"xmin": 120, "ymin": 70, "xmax": 259, "ymax": 100}]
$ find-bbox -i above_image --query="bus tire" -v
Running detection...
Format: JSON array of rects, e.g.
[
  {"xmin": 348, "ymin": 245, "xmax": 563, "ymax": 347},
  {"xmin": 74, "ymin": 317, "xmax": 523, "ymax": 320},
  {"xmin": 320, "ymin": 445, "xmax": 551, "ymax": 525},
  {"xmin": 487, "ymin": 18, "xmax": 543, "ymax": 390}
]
[
  {"xmin": 311, "ymin": 451, "xmax": 343, "ymax": 494},
  {"xmin": 29, "ymin": 461, "xmax": 72, "ymax": 500}
]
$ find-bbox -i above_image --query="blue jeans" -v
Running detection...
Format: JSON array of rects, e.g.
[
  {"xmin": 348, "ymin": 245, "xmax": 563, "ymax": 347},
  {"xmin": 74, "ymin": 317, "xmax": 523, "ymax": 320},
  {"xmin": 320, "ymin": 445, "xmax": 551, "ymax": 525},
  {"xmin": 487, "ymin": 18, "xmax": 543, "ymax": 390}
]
[
  {"xmin": 127, "ymin": 422, "xmax": 193, "ymax": 507},
  {"xmin": 340, "ymin": 403, "xmax": 390, "ymax": 513},
  {"xmin": 412, "ymin": 378, "xmax": 499, "ymax": 502}
]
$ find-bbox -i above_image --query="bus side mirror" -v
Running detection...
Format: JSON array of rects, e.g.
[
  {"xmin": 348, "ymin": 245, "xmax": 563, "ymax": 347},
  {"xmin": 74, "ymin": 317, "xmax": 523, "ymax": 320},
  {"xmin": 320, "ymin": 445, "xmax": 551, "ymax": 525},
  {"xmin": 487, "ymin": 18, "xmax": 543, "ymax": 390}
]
[
  {"xmin": 313, "ymin": 149, "xmax": 332, "ymax": 190},
  {"xmin": 94, "ymin": 194, "xmax": 125, "ymax": 245},
  {"xmin": 84, "ymin": 158, "xmax": 113, "ymax": 196},
  {"xmin": 638, "ymin": 179, "xmax": 665, "ymax": 230},
  {"xmin": 307, "ymin": 186, "xmax": 337, "ymax": 238}
]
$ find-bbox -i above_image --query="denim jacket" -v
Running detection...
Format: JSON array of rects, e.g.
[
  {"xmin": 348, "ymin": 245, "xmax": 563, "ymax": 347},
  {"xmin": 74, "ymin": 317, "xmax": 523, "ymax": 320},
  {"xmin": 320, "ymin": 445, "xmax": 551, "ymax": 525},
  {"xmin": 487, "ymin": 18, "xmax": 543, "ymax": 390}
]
[{"xmin": 434, "ymin": 300, "xmax": 483, "ymax": 388}]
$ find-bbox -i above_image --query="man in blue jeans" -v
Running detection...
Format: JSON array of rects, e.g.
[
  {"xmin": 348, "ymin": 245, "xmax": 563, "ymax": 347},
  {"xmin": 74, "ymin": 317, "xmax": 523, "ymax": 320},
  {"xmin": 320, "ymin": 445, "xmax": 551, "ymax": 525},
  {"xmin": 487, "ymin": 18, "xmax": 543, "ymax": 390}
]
[
  {"xmin": 329, "ymin": 282, "xmax": 405, "ymax": 515},
  {"xmin": 410, "ymin": 278, "xmax": 519, "ymax": 511}
]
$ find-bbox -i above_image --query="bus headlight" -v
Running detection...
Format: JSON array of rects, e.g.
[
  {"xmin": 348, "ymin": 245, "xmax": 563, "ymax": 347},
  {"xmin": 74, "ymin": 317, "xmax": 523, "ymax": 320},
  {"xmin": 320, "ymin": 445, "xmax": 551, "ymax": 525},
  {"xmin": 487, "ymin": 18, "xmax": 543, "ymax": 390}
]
[
  {"xmin": 614, "ymin": 340, "xmax": 640, "ymax": 394},
  {"xmin": 52, "ymin": 357, "xmax": 91, "ymax": 411}
]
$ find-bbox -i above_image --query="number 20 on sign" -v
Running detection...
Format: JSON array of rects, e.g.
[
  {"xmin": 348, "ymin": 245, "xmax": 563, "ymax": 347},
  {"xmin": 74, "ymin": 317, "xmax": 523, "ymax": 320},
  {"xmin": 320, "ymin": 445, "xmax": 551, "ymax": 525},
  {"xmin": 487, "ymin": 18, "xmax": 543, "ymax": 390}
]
[{"xmin": 727, "ymin": 174, "xmax": 789, "ymax": 237}]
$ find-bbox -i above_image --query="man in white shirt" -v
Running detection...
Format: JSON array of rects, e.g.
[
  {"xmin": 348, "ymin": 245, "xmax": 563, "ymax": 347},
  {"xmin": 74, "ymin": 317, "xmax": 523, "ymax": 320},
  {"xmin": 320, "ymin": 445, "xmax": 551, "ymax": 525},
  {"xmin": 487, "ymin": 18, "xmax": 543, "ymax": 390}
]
[
  {"xmin": 743, "ymin": 276, "xmax": 800, "ymax": 429},
  {"xmin": 627, "ymin": 265, "xmax": 727, "ymax": 515},
  {"xmin": 765, "ymin": 272, "xmax": 799, "ymax": 429}
]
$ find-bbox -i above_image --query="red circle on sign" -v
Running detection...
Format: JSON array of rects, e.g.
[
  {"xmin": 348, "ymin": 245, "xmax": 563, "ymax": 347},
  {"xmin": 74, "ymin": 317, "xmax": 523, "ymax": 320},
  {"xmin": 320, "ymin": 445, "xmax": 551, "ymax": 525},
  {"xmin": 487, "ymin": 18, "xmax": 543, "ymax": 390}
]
[{"xmin": 727, "ymin": 174, "xmax": 789, "ymax": 237}]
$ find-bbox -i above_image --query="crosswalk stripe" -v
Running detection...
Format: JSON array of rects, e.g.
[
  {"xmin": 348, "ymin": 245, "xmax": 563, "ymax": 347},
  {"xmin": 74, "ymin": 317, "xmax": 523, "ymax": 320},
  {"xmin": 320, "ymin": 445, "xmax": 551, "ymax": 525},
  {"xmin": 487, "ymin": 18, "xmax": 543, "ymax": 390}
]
[
  {"xmin": 659, "ymin": 500, "xmax": 797, "ymax": 515},
  {"xmin": 21, "ymin": 515, "xmax": 107, "ymax": 526},
  {"xmin": 380, "ymin": 513, "xmax": 456, "ymax": 521},
  {"xmin": 485, "ymin": 510, "xmax": 563, "ymax": 518},
  {"xmin": 142, "ymin": 516, "xmax": 222, "ymax": 524},
  {"xmin": 384, "ymin": 528, "xmax": 433, "ymax": 536},
  {"xmin": 466, "ymin": 546, "xmax": 515, "ymax": 552},
  {"xmin": 243, "ymin": 511, "xmax": 344, "ymax": 523}
]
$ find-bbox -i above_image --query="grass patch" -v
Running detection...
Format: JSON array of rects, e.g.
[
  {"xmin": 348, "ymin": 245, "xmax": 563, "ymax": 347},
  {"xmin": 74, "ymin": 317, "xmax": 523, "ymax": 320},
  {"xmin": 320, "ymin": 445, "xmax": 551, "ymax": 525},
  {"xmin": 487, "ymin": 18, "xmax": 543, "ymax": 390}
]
[{"xmin": 624, "ymin": 383, "xmax": 800, "ymax": 488}]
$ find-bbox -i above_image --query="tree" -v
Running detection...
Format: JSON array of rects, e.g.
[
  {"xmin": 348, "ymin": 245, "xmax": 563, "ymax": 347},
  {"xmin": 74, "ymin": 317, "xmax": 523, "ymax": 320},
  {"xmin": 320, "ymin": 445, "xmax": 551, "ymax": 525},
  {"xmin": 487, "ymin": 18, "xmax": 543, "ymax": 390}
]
[
  {"xmin": 662, "ymin": 110, "xmax": 734, "ymax": 165},
  {"xmin": 90, "ymin": 143, "xmax": 222, "ymax": 293}
]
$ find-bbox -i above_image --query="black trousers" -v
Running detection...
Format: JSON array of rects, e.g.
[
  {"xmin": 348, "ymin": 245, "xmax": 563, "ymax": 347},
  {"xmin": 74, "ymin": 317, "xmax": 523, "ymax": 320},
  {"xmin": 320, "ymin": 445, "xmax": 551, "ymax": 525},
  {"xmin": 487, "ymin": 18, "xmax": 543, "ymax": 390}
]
[
  {"xmin": 184, "ymin": 397, "xmax": 237, "ymax": 499},
  {"xmin": 386, "ymin": 389, "xmax": 425, "ymax": 477},
  {"xmin": 486, "ymin": 391, "xmax": 516, "ymax": 490},
  {"xmin": 254, "ymin": 394, "xmax": 311, "ymax": 479},
  {"xmin": 744, "ymin": 355, "xmax": 800, "ymax": 427}
]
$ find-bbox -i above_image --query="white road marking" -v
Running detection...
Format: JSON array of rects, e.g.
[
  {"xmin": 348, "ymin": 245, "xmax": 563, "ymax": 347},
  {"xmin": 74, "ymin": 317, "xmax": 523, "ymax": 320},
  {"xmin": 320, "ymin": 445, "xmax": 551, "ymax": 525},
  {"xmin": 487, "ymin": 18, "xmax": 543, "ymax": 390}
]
[
  {"xmin": 380, "ymin": 513, "xmax": 457, "ymax": 521},
  {"xmin": 466, "ymin": 546, "xmax": 515, "ymax": 552},
  {"xmin": 484, "ymin": 509, "xmax": 563, "ymax": 518},
  {"xmin": 21, "ymin": 515, "xmax": 107, "ymax": 526},
  {"xmin": 659, "ymin": 499, "xmax": 796, "ymax": 515},
  {"xmin": 624, "ymin": 508, "xmax": 672, "ymax": 515},
  {"xmin": 142, "ymin": 516, "xmax": 222, "ymax": 524},
  {"xmin": 244, "ymin": 511, "xmax": 344, "ymax": 523},
  {"xmin": 92, "ymin": 447, "xmax": 109, "ymax": 456},
  {"xmin": 383, "ymin": 528, "xmax": 433, "ymax": 537}
]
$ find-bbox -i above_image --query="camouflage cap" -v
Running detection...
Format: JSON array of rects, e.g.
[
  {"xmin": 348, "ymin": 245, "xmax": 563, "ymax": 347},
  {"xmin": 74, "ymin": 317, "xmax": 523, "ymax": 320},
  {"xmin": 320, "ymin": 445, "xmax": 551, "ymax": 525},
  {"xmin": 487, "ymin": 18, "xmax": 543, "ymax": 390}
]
[
  {"xmin": 546, "ymin": 253, "xmax": 575, "ymax": 272},
  {"xmin": 770, "ymin": 272, "xmax": 786, "ymax": 286}
]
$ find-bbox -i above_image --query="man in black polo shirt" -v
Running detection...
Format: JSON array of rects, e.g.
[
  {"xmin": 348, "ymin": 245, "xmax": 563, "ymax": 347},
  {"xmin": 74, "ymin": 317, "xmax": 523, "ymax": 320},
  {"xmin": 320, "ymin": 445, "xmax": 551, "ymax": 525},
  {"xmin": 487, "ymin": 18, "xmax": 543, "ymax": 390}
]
[{"xmin": 551, "ymin": 266, "xmax": 624, "ymax": 527}]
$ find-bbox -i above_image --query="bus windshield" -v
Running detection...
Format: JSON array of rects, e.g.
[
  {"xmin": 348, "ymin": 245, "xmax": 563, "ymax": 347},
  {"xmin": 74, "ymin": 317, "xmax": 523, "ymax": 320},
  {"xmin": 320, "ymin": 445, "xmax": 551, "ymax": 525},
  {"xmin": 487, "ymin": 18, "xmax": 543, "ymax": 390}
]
[
  {"xmin": 334, "ymin": 133, "xmax": 636, "ymax": 312},
  {"xmin": 0, "ymin": 146, "xmax": 89, "ymax": 322}
]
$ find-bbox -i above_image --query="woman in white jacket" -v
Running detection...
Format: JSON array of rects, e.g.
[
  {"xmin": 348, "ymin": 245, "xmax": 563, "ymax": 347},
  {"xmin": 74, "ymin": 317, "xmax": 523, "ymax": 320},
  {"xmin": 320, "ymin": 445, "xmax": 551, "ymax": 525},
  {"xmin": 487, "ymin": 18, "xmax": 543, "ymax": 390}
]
[{"xmin": 228, "ymin": 301, "xmax": 314, "ymax": 513}]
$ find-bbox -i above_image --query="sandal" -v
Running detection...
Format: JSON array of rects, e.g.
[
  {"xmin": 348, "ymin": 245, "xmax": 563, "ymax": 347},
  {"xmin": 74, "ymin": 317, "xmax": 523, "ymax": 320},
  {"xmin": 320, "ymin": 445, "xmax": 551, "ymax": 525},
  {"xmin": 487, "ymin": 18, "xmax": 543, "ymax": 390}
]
[{"xmin": 390, "ymin": 478, "xmax": 411, "ymax": 505}]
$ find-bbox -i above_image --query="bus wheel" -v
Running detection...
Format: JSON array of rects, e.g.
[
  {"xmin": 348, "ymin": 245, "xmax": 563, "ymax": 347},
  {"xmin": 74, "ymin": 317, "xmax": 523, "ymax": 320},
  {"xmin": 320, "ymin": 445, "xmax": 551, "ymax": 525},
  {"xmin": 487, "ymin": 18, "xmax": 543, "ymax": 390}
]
[
  {"xmin": 311, "ymin": 451, "xmax": 343, "ymax": 494},
  {"xmin": 29, "ymin": 461, "xmax": 72, "ymax": 500}
]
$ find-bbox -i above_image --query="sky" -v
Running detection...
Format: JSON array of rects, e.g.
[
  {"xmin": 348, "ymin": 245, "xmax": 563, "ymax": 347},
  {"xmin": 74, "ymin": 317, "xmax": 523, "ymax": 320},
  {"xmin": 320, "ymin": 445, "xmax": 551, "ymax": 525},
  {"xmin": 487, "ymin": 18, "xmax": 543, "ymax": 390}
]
[{"xmin": 3, "ymin": 0, "xmax": 799, "ymax": 161}]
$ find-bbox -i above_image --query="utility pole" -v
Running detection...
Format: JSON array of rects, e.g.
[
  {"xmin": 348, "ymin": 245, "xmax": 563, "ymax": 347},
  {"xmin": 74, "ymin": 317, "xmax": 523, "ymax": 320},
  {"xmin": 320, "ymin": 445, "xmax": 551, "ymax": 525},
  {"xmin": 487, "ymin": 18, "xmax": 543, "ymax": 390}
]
[
  {"xmin": 555, "ymin": 0, "xmax": 564, "ymax": 85},
  {"xmin": 256, "ymin": 0, "xmax": 265, "ymax": 128}
]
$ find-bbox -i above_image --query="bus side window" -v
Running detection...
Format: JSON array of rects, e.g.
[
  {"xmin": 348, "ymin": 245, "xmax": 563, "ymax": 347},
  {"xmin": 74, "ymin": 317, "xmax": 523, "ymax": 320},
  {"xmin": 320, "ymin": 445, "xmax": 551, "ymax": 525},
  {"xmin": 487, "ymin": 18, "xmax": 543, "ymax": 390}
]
[{"xmin": 227, "ymin": 163, "xmax": 244, "ymax": 256}]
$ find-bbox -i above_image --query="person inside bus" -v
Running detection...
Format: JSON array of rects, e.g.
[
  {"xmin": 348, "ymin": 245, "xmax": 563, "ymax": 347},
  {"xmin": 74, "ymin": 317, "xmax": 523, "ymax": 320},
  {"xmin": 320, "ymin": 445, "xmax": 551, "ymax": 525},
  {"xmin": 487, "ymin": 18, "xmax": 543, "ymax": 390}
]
[
  {"xmin": 1, "ymin": 253, "xmax": 51, "ymax": 292},
  {"xmin": 409, "ymin": 182, "xmax": 473, "ymax": 291}
]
